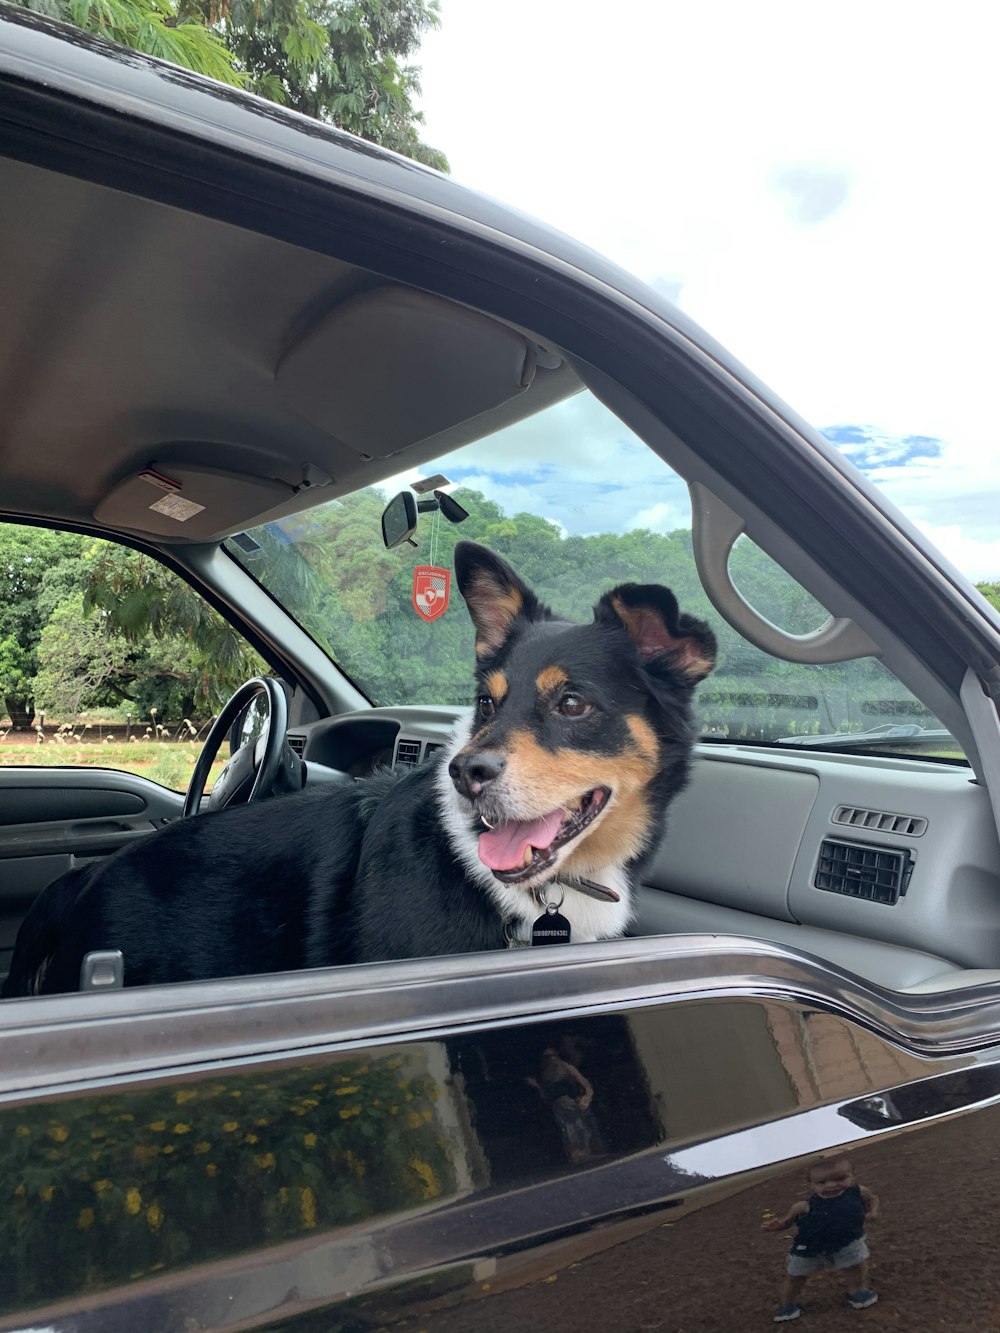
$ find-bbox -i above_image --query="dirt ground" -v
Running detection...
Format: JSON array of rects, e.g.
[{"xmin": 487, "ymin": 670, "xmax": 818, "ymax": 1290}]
[{"xmin": 380, "ymin": 1102, "xmax": 1000, "ymax": 1333}]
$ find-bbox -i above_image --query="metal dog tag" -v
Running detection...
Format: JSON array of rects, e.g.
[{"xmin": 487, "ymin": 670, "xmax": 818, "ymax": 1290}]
[{"xmin": 532, "ymin": 902, "xmax": 571, "ymax": 946}]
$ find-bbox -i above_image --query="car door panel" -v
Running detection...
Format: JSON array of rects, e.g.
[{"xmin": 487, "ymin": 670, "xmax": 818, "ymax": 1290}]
[
  {"xmin": 0, "ymin": 769, "xmax": 183, "ymax": 975},
  {"xmin": 2, "ymin": 938, "xmax": 998, "ymax": 1330}
]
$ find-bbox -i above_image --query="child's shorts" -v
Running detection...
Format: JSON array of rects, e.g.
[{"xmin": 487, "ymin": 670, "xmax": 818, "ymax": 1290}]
[{"xmin": 787, "ymin": 1236, "xmax": 869, "ymax": 1276}]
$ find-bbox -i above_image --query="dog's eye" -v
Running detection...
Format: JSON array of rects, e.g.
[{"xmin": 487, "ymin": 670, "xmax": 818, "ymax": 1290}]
[
  {"xmin": 556, "ymin": 693, "xmax": 592, "ymax": 718},
  {"xmin": 477, "ymin": 694, "xmax": 496, "ymax": 717}
]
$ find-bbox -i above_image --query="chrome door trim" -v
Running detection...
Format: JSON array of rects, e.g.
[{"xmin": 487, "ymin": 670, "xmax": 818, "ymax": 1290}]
[{"xmin": 5, "ymin": 934, "xmax": 1000, "ymax": 1096}]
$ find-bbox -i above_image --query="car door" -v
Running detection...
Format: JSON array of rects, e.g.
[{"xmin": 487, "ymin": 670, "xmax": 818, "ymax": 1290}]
[
  {"xmin": 3, "ymin": 937, "xmax": 1000, "ymax": 1330},
  {"xmin": 0, "ymin": 766, "xmax": 183, "ymax": 977}
]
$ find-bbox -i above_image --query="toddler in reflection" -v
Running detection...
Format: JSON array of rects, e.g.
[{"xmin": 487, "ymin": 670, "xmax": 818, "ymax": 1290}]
[{"xmin": 762, "ymin": 1156, "xmax": 879, "ymax": 1322}]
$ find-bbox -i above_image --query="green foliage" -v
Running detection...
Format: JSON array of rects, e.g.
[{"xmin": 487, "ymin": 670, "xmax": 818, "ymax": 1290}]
[
  {"xmin": 13, "ymin": 0, "xmax": 448, "ymax": 169},
  {"xmin": 78, "ymin": 542, "xmax": 267, "ymax": 719},
  {"xmin": 0, "ymin": 526, "xmax": 265, "ymax": 727},
  {"xmin": 18, "ymin": 0, "xmax": 245, "ymax": 82},
  {"xmin": 1, "ymin": 1052, "xmax": 457, "ymax": 1312},
  {"xmin": 0, "ymin": 526, "xmax": 87, "ymax": 727}
]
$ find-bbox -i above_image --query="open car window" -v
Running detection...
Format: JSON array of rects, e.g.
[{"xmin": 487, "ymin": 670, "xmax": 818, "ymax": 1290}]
[
  {"xmin": 0, "ymin": 525, "xmax": 267, "ymax": 787},
  {"xmin": 222, "ymin": 390, "xmax": 966, "ymax": 762}
]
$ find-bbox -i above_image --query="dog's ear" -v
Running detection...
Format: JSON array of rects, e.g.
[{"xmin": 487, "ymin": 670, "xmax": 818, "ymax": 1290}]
[
  {"xmin": 596, "ymin": 583, "xmax": 717, "ymax": 683},
  {"xmin": 454, "ymin": 541, "xmax": 551, "ymax": 656}
]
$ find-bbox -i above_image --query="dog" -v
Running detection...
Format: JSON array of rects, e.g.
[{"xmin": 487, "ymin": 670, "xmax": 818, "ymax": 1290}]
[{"xmin": 1, "ymin": 541, "xmax": 715, "ymax": 996}]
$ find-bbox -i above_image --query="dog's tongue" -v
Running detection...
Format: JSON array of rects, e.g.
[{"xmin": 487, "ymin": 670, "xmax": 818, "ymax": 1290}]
[{"xmin": 478, "ymin": 809, "xmax": 564, "ymax": 871}]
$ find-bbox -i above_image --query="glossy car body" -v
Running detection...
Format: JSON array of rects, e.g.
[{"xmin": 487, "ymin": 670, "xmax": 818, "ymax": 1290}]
[{"xmin": 4, "ymin": 6, "xmax": 1000, "ymax": 1329}]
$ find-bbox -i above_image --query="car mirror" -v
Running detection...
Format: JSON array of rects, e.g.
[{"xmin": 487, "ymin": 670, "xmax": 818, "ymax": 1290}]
[{"xmin": 381, "ymin": 492, "xmax": 418, "ymax": 549}]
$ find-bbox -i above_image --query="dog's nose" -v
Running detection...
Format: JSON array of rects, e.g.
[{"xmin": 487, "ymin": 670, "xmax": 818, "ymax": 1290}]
[{"xmin": 449, "ymin": 750, "xmax": 506, "ymax": 799}]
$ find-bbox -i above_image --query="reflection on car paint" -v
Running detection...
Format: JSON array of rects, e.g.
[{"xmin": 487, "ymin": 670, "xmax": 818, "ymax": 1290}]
[{"xmin": 2, "ymin": 992, "xmax": 983, "ymax": 1329}]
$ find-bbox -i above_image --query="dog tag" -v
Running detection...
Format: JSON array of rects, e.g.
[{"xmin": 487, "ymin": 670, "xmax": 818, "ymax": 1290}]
[{"xmin": 532, "ymin": 902, "xmax": 571, "ymax": 946}]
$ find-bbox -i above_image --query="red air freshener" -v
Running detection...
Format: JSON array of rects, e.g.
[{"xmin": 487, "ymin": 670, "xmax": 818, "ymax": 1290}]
[{"xmin": 412, "ymin": 565, "xmax": 451, "ymax": 622}]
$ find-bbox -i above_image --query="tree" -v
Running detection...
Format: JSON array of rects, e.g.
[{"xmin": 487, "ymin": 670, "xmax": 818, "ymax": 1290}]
[
  {"xmin": 14, "ymin": 0, "xmax": 447, "ymax": 170},
  {"xmin": 17, "ymin": 0, "xmax": 244, "ymax": 84},
  {"xmin": 192, "ymin": 0, "xmax": 448, "ymax": 169},
  {"xmin": 79, "ymin": 543, "xmax": 266, "ymax": 719},
  {"xmin": 0, "ymin": 527, "xmax": 85, "ymax": 729}
]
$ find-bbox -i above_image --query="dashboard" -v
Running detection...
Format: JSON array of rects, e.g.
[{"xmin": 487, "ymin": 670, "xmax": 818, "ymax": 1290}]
[{"xmin": 288, "ymin": 706, "xmax": 462, "ymax": 781}]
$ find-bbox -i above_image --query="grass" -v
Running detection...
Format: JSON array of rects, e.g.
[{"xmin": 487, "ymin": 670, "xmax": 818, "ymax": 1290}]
[{"xmin": 0, "ymin": 740, "xmax": 227, "ymax": 792}]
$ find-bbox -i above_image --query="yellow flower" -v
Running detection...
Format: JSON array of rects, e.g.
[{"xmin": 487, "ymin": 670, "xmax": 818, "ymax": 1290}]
[
  {"xmin": 334, "ymin": 1087, "xmax": 359, "ymax": 1097},
  {"xmin": 300, "ymin": 1186, "xmax": 317, "ymax": 1229},
  {"xmin": 133, "ymin": 1145, "xmax": 160, "ymax": 1163},
  {"xmin": 422, "ymin": 1109, "xmax": 432, "ymax": 1123},
  {"xmin": 93, "ymin": 1179, "xmax": 113, "ymax": 1195},
  {"xmin": 174, "ymin": 1089, "xmax": 198, "ymax": 1104},
  {"xmin": 407, "ymin": 1112, "xmax": 423, "ymax": 1129},
  {"xmin": 14, "ymin": 1184, "xmax": 26, "ymax": 1198},
  {"xmin": 310, "ymin": 1083, "xmax": 326, "ymax": 1092},
  {"xmin": 15, "ymin": 1126, "xmax": 30, "ymax": 1138},
  {"xmin": 77, "ymin": 1207, "xmax": 95, "ymax": 1230},
  {"xmin": 40, "ymin": 1185, "xmax": 55, "ymax": 1202},
  {"xmin": 338, "ymin": 1105, "xmax": 361, "ymax": 1120},
  {"xmin": 408, "ymin": 1158, "xmax": 439, "ymax": 1199},
  {"xmin": 254, "ymin": 1152, "xmax": 276, "ymax": 1171},
  {"xmin": 172, "ymin": 1123, "xmax": 191, "ymax": 1135},
  {"xmin": 48, "ymin": 1124, "xmax": 70, "ymax": 1142},
  {"xmin": 149, "ymin": 1121, "xmax": 167, "ymax": 1132},
  {"xmin": 254, "ymin": 1118, "xmax": 270, "ymax": 1128},
  {"xmin": 223, "ymin": 1121, "xmax": 239, "ymax": 1132},
  {"xmin": 278, "ymin": 1187, "xmax": 289, "ymax": 1206},
  {"xmin": 115, "ymin": 1113, "xmax": 135, "ymax": 1122},
  {"xmin": 161, "ymin": 1145, "xmax": 175, "ymax": 1155},
  {"xmin": 228, "ymin": 1090, "xmax": 242, "ymax": 1098},
  {"xmin": 146, "ymin": 1203, "xmax": 164, "ymax": 1233},
  {"xmin": 303, "ymin": 1133, "xmax": 317, "ymax": 1148},
  {"xmin": 125, "ymin": 1188, "xmax": 142, "ymax": 1215},
  {"xmin": 205, "ymin": 1164, "xmax": 219, "ymax": 1177},
  {"xmin": 194, "ymin": 1141, "xmax": 212, "ymax": 1155}
]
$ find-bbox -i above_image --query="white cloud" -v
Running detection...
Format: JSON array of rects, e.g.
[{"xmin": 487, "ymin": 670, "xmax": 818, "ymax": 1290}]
[
  {"xmin": 415, "ymin": 0, "xmax": 1000, "ymax": 577},
  {"xmin": 629, "ymin": 500, "xmax": 689, "ymax": 533}
]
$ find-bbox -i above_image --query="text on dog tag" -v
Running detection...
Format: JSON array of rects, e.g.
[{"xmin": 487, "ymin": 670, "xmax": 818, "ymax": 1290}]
[{"xmin": 532, "ymin": 903, "xmax": 571, "ymax": 946}]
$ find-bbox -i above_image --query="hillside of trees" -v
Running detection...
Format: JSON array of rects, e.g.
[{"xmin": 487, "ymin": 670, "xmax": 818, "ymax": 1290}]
[{"xmin": 2, "ymin": 484, "xmax": 967, "ymax": 745}]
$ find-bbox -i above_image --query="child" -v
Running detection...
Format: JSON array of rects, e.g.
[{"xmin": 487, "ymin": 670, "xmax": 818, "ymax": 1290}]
[{"xmin": 762, "ymin": 1156, "xmax": 879, "ymax": 1322}]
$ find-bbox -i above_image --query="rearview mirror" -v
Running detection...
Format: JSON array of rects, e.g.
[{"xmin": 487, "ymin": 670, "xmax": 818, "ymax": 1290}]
[{"xmin": 381, "ymin": 492, "xmax": 418, "ymax": 549}]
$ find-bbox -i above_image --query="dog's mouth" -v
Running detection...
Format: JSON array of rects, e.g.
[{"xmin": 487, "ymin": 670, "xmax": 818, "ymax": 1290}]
[{"xmin": 477, "ymin": 787, "xmax": 611, "ymax": 885}]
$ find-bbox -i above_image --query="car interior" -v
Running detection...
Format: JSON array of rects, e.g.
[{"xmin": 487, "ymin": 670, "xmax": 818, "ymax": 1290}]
[{"xmin": 4, "ymin": 132, "xmax": 1000, "ymax": 1005}]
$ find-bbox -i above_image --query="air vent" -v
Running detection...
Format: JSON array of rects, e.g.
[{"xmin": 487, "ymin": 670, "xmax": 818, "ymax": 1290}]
[
  {"xmin": 833, "ymin": 805, "xmax": 927, "ymax": 837},
  {"xmin": 287, "ymin": 734, "xmax": 306, "ymax": 757},
  {"xmin": 395, "ymin": 739, "xmax": 422, "ymax": 768},
  {"xmin": 815, "ymin": 838, "xmax": 914, "ymax": 906},
  {"xmin": 424, "ymin": 743, "xmax": 442, "ymax": 757}
]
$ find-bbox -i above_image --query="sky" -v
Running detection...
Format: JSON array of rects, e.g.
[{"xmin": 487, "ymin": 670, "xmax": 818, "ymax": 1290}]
[{"xmin": 412, "ymin": 1, "xmax": 1000, "ymax": 579}]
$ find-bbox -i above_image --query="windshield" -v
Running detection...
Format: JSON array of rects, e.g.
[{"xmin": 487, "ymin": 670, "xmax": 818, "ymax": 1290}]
[{"xmin": 224, "ymin": 391, "xmax": 965, "ymax": 762}]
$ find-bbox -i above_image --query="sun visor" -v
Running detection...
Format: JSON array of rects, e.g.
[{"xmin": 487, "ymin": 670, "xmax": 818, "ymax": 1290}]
[
  {"xmin": 275, "ymin": 287, "xmax": 533, "ymax": 458},
  {"xmin": 94, "ymin": 464, "xmax": 295, "ymax": 540}
]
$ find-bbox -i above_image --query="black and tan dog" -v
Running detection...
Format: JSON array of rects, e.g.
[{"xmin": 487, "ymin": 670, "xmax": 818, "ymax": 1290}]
[{"xmin": 2, "ymin": 542, "xmax": 715, "ymax": 995}]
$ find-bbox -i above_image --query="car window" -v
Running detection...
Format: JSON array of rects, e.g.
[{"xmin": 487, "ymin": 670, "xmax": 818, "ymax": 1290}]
[
  {"xmin": 0, "ymin": 525, "xmax": 265, "ymax": 787},
  {"xmin": 223, "ymin": 390, "xmax": 966, "ymax": 762}
]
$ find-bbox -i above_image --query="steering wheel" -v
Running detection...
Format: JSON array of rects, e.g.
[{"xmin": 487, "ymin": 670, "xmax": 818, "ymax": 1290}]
[{"xmin": 183, "ymin": 677, "xmax": 289, "ymax": 817}]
